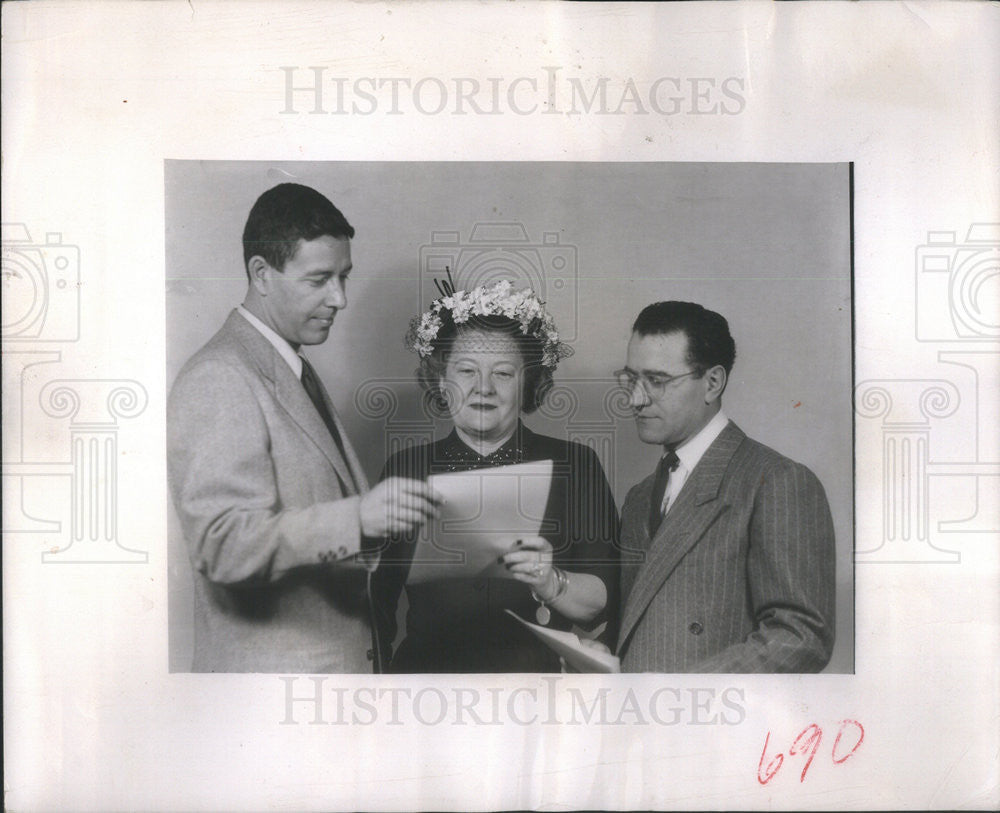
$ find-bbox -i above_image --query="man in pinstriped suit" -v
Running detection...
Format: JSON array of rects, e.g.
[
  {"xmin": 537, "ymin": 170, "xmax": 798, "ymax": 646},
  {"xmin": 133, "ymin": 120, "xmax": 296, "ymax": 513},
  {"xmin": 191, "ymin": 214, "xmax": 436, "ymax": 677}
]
[{"xmin": 613, "ymin": 301, "xmax": 835, "ymax": 673}]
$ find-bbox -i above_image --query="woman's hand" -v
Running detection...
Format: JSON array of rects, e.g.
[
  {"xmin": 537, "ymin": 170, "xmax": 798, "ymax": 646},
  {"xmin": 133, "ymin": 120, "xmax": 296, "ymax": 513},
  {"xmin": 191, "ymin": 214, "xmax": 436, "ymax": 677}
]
[
  {"xmin": 499, "ymin": 536, "xmax": 557, "ymax": 599},
  {"xmin": 501, "ymin": 536, "xmax": 608, "ymax": 625}
]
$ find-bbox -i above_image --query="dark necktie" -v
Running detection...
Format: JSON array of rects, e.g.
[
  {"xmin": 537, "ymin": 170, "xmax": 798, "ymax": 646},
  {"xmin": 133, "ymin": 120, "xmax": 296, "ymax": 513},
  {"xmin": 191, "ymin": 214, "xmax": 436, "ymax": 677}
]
[
  {"xmin": 648, "ymin": 449, "xmax": 680, "ymax": 536},
  {"xmin": 299, "ymin": 356, "xmax": 351, "ymax": 472}
]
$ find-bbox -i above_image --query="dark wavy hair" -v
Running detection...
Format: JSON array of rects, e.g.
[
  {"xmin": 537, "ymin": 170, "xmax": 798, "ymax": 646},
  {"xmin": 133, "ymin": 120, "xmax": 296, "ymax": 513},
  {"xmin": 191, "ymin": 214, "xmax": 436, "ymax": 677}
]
[
  {"xmin": 242, "ymin": 183, "xmax": 354, "ymax": 278},
  {"xmin": 417, "ymin": 315, "xmax": 553, "ymax": 416},
  {"xmin": 632, "ymin": 300, "xmax": 736, "ymax": 376}
]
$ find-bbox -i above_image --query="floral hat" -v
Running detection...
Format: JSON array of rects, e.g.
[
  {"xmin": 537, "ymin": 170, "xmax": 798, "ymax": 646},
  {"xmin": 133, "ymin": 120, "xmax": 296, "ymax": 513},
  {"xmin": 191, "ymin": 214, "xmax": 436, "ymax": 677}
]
[{"xmin": 405, "ymin": 272, "xmax": 573, "ymax": 369}]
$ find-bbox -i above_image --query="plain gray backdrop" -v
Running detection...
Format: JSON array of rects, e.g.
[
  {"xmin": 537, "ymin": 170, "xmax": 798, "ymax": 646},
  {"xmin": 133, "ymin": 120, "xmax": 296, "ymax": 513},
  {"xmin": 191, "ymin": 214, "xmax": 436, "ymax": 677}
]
[{"xmin": 166, "ymin": 160, "xmax": 854, "ymax": 673}]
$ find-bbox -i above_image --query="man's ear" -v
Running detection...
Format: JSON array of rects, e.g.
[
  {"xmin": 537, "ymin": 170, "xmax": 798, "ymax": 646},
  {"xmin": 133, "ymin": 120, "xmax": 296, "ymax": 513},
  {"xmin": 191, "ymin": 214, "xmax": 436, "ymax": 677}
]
[
  {"xmin": 247, "ymin": 255, "xmax": 272, "ymax": 295},
  {"xmin": 704, "ymin": 365, "xmax": 727, "ymax": 404}
]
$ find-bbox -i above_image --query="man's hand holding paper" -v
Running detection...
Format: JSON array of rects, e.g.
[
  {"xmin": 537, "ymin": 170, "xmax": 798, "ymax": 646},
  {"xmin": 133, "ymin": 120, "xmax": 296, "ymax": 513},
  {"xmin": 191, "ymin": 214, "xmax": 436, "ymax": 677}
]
[{"xmin": 405, "ymin": 460, "xmax": 554, "ymax": 585}]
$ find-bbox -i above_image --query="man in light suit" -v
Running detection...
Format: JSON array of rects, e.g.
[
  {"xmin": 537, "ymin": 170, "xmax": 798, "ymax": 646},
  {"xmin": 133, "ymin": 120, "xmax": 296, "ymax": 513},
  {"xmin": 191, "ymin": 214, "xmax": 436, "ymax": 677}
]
[
  {"xmin": 168, "ymin": 183, "xmax": 439, "ymax": 673},
  {"xmin": 614, "ymin": 301, "xmax": 835, "ymax": 673}
]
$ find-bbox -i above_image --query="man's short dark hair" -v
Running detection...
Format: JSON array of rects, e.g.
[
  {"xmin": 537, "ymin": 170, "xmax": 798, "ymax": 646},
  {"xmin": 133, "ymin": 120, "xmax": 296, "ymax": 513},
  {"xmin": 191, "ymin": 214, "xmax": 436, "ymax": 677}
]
[
  {"xmin": 242, "ymin": 183, "xmax": 355, "ymax": 277},
  {"xmin": 632, "ymin": 301, "xmax": 736, "ymax": 375}
]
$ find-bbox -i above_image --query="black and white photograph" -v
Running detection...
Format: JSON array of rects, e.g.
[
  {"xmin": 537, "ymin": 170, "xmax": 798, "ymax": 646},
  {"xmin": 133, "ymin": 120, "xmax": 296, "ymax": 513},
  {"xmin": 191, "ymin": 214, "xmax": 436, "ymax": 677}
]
[
  {"xmin": 4, "ymin": 2, "xmax": 997, "ymax": 810},
  {"xmin": 166, "ymin": 160, "xmax": 854, "ymax": 675}
]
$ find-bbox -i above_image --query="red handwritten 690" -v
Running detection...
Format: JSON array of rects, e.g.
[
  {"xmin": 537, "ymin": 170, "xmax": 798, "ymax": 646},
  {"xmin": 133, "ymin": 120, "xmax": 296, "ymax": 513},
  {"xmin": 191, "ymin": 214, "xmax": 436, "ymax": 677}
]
[{"xmin": 757, "ymin": 720, "xmax": 864, "ymax": 785}]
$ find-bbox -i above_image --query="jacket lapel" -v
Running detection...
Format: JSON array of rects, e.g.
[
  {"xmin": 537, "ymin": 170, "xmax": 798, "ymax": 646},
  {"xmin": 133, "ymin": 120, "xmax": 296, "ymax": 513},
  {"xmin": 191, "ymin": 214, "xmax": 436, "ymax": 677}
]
[
  {"xmin": 618, "ymin": 471, "xmax": 657, "ymax": 600},
  {"xmin": 616, "ymin": 422, "xmax": 746, "ymax": 655},
  {"xmin": 226, "ymin": 311, "xmax": 362, "ymax": 495}
]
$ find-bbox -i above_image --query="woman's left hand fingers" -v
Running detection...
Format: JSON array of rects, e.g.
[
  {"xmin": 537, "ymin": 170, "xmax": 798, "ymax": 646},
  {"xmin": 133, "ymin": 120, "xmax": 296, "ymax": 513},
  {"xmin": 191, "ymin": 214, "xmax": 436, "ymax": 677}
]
[
  {"xmin": 499, "ymin": 538, "xmax": 552, "ymax": 582},
  {"xmin": 505, "ymin": 561, "xmax": 547, "ymax": 575},
  {"xmin": 500, "ymin": 556, "xmax": 550, "ymax": 584},
  {"xmin": 501, "ymin": 550, "xmax": 551, "ymax": 566},
  {"xmin": 504, "ymin": 535, "xmax": 552, "ymax": 554}
]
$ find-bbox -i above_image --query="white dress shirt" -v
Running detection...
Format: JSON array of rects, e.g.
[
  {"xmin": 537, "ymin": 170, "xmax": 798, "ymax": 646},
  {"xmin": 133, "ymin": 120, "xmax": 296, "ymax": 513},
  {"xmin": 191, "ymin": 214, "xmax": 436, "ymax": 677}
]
[
  {"xmin": 236, "ymin": 305, "xmax": 303, "ymax": 377},
  {"xmin": 659, "ymin": 410, "xmax": 729, "ymax": 516}
]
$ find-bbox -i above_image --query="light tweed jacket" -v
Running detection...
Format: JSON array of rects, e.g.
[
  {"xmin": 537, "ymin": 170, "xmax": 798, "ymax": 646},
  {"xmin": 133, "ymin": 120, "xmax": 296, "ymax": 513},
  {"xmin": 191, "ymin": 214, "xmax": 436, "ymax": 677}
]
[
  {"xmin": 168, "ymin": 310, "xmax": 373, "ymax": 673},
  {"xmin": 617, "ymin": 421, "xmax": 835, "ymax": 673}
]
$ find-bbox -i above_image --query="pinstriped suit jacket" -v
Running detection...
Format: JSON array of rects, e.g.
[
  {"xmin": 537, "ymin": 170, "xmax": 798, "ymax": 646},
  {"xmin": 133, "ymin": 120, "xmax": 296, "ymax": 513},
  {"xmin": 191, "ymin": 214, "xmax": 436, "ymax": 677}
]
[
  {"xmin": 168, "ymin": 310, "xmax": 373, "ymax": 673},
  {"xmin": 616, "ymin": 421, "xmax": 835, "ymax": 673}
]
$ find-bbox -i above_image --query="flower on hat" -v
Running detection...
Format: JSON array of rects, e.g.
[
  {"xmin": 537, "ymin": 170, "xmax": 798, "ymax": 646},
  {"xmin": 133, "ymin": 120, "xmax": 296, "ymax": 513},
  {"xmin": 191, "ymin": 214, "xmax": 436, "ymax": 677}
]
[{"xmin": 405, "ymin": 277, "xmax": 572, "ymax": 368}]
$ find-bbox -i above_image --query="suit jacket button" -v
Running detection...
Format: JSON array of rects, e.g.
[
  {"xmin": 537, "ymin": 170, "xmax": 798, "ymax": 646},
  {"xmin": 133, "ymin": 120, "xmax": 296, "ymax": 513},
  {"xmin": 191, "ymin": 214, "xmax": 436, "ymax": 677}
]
[
  {"xmin": 366, "ymin": 649, "xmax": 375, "ymax": 661},
  {"xmin": 688, "ymin": 622, "xmax": 703, "ymax": 635}
]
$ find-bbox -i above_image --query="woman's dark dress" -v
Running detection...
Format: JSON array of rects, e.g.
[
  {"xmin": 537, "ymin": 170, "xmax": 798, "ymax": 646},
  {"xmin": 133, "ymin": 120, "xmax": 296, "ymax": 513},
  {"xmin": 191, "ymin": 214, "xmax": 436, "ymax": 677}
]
[{"xmin": 372, "ymin": 422, "xmax": 620, "ymax": 673}]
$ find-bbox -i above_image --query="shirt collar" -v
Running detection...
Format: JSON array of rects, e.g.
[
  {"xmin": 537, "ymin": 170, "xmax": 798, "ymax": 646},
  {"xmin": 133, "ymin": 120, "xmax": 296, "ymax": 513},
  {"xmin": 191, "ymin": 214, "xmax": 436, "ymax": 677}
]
[
  {"xmin": 672, "ymin": 409, "xmax": 729, "ymax": 473},
  {"xmin": 237, "ymin": 305, "xmax": 303, "ymax": 378}
]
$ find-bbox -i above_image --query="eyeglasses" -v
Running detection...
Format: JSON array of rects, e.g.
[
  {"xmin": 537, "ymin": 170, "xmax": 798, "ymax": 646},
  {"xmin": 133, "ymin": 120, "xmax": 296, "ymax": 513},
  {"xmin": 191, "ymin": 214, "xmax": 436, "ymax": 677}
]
[{"xmin": 614, "ymin": 368, "xmax": 701, "ymax": 399}]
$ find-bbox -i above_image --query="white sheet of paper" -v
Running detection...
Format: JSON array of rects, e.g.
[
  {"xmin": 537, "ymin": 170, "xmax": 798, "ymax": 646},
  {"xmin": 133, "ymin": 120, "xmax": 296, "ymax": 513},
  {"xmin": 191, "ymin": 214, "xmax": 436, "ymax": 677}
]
[
  {"xmin": 505, "ymin": 610, "xmax": 621, "ymax": 674},
  {"xmin": 406, "ymin": 460, "xmax": 554, "ymax": 584}
]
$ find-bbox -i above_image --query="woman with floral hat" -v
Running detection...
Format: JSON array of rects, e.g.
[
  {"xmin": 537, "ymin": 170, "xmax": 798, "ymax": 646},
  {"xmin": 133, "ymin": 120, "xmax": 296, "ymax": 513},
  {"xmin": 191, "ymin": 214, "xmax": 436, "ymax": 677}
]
[{"xmin": 371, "ymin": 277, "xmax": 620, "ymax": 673}]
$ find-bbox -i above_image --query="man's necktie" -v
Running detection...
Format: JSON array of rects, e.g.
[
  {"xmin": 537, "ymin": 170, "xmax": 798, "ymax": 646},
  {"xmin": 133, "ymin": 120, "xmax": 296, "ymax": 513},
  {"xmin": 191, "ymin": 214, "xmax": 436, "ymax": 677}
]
[
  {"xmin": 648, "ymin": 449, "xmax": 680, "ymax": 536},
  {"xmin": 299, "ymin": 356, "xmax": 350, "ymax": 469}
]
